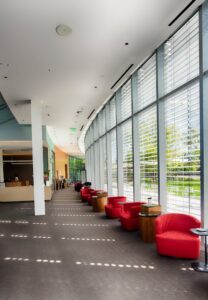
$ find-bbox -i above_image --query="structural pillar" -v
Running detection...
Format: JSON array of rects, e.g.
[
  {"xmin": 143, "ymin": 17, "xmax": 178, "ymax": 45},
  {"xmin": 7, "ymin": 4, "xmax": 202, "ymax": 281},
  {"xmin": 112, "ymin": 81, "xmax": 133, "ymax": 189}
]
[
  {"xmin": 0, "ymin": 149, "xmax": 4, "ymax": 183},
  {"xmin": 157, "ymin": 46, "xmax": 167, "ymax": 212},
  {"xmin": 200, "ymin": 1, "xmax": 208, "ymax": 227},
  {"xmin": 31, "ymin": 100, "xmax": 45, "ymax": 215}
]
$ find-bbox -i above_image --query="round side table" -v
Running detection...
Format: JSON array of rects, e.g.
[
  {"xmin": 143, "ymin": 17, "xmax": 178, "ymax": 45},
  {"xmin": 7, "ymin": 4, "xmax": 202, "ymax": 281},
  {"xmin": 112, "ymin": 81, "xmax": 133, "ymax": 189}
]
[
  {"xmin": 190, "ymin": 228, "xmax": 208, "ymax": 273},
  {"xmin": 138, "ymin": 212, "xmax": 160, "ymax": 243}
]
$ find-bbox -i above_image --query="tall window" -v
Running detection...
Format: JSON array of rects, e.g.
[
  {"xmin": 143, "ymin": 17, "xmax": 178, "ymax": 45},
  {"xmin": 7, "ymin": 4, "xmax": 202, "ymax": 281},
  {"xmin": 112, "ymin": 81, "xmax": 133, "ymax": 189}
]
[
  {"xmin": 93, "ymin": 117, "xmax": 99, "ymax": 141},
  {"xmin": 133, "ymin": 54, "xmax": 157, "ymax": 203},
  {"xmin": 99, "ymin": 108, "xmax": 106, "ymax": 137},
  {"xmin": 90, "ymin": 146, "xmax": 95, "ymax": 187},
  {"xmin": 85, "ymin": 150, "xmax": 91, "ymax": 182},
  {"xmin": 118, "ymin": 80, "xmax": 132, "ymax": 122},
  {"xmin": 163, "ymin": 13, "xmax": 199, "ymax": 94},
  {"xmin": 94, "ymin": 141, "xmax": 100, "ymax": 188},
  {"xmin": 121, "ymin": 120, "xmax": 133, "ymax": 201},
  {"xmin": 165, "ymin": 83, "xmax": 200, "ymax": 217},
  {"xmin": 134, "ymin": 54, "xmax": 156, "ymax": 112},
  {"xmin": 110, "ymin": 129, "xmax": 117, "ymax": 195},
  {"xmin": 107, "ymin": 97, "xmax": 116, "ymax": 130},
  {"xmin": 102, "ymin": 136, "xmax": 108, "ymax": 191},
  {"xmin": 137, "ymin": 106, "xmax": 158, "ymax": 203}
]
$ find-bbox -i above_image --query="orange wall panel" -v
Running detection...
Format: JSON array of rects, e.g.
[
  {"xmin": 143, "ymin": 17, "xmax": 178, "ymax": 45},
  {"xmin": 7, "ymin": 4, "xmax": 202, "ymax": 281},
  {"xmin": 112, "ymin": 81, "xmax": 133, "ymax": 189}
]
[{"xmin": 55, "ymin": 146, "xmax": 69, "ymax": 179}]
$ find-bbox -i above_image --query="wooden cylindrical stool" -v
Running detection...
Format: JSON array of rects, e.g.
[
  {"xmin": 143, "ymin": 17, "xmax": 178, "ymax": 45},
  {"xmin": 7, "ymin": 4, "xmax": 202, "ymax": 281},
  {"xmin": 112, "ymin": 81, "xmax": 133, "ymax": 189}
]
[
  {"xmin": 92, "ymin": 192, "xmax": 108, "ymax": 212},
  {"xmin": 92, "ymin": 196, "xmax": 99, "ymax": 212},
  {"xmin": 139, "ymin": 213, "xmax": 160, "ymax": 243},
  {"xmin": 96, "ymin": 192, "xmax": 108, "ymax": 212}
]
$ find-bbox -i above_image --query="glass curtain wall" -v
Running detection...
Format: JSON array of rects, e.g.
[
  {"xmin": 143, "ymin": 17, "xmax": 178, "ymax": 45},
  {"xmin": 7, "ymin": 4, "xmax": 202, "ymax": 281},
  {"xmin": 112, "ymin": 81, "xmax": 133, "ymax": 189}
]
[
  {"xmin": 163, "ymin": 12, "xmax": 200, "ymax": 217},
  {"xmin": 110, "ymin": 129, "xmax": 118, "ymax": 196},
  {"xmin": 134, "ymin": 54, "xmax": 158, "ymax": 203},
  {"xmin": 136, "ymin": 106, "xmax": 158, "ymax": 203},
  {"xmin": 84, "ymin": 4, "xmax": 208, "ymax": 220},
  {"xmin": 120, "ymin": 120, "xmax": 133, "ymax": 200}
]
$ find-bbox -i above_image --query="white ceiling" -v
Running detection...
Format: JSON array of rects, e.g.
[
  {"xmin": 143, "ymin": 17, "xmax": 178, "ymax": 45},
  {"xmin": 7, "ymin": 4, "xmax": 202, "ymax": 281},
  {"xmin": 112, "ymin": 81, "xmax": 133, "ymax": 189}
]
[{"xmin": 0, "ymin": 0, "xmax": 203, "ymax": 155}]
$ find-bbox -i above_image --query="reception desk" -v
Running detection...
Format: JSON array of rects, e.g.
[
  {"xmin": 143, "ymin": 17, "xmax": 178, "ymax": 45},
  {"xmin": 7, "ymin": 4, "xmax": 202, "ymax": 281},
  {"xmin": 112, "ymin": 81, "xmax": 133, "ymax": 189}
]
[{"xmin": 0, "ymin": 186, "xmax": 53, "ymax": 202}]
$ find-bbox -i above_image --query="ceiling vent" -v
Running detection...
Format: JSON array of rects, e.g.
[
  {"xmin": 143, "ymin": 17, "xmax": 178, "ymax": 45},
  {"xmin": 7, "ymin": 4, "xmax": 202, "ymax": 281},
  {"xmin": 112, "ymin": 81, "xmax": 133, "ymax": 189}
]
[
  {"xmin": 168, "ymin": 0, "xmax": 196, "ymax": 26},
  {"xmin": 14, "ymin": 100, "xmax": 31, "ymax": 106},
  {"xmin": 87, "ymin": 109, "xmax": 95, "ymax": 119},
  {"xmin": 111, "ymin": 64, "xmax": 134, "ymax": 90}
]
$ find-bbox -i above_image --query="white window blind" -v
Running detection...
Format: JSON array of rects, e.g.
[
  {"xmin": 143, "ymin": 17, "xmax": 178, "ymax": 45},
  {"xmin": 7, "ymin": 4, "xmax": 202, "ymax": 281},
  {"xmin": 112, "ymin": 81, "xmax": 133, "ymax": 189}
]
[
  {"xmin": 93, "ymin": 118, "xmax": 99, "ymax": 141},
  {"xmin": 90, "ymin": 126, "xmax": 94, "ymax": 145},
  {"xmin": 119, "ymin": 80, "xmax": 132, "ymax": 122},
  {"xmin": 101, "ymin": 136, "xmax": 108, "ymax": 191},
  {"xmin": 165, "ymin": 82, "xmax": 200, "ymax": 218},
  {"xmin": 90, "ymin": 146, "xmax": 95, "ymax": 187},
  {"xmin": 135, "ymin": 55, "xmax": 156, "ymax": 112},
  {"xmin": 137, "ymin": 105, "xmax": 158, "ymax": 203},
  {"xmin": 163, "ymin": 13, "xmax": 199, "ymax": 94},
  {"xmin": 99, "ymin": 108, "xmax": 106, "ymax": 136},
  {"xmin": 109, "ymin": 97, "xmax": 116, "ymax": 129},
  {"xmin": 85, "ymin": 149, "xmax": 90, "ymax": 182},
  {"xmin": 94, "ymin": 141, "xmax": 100, "ymax": 188},
  {"xmin": 110, "ymin": 129, "xmax": 117, "ymax": 196},
  {"xmin": 121, "ymin": 120, "xmax": 133, "ymax": 201},
  {"xmin": 98, "ymin": 137, "xmax": 107, "ymax": 190}
]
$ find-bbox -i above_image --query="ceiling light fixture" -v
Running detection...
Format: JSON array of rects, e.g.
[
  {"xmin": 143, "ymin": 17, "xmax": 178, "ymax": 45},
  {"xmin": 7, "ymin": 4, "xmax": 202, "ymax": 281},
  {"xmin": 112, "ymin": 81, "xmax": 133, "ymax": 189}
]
[{"xmin": 56, "ymin": 24, "xmax": 72, "ymax": 36}]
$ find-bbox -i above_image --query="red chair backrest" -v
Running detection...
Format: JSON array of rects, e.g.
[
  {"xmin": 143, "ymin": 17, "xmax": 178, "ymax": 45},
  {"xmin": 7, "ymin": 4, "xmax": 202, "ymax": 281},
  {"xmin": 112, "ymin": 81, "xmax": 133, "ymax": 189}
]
[
  {"xmin": 155, "ymin": 213, "xmax": 201, "ymax": 234},
  {"xmin": 107, "ymin": 196, "xmax": 126, "ymax": 206},
  {"xmin": 80, "ymin": 187, "xmax": 91, "ymax": 195},
  {"xmin": 122, "ymin": 202, "xmax": 146, "ymax": 213}
]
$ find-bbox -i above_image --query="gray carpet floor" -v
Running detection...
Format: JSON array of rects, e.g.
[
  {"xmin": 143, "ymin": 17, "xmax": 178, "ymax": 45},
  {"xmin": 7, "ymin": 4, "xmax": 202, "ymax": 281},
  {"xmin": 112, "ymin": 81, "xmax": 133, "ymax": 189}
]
[{"xmin": 0, "ymin": 187, "xmax": 207, "ymax": 300}]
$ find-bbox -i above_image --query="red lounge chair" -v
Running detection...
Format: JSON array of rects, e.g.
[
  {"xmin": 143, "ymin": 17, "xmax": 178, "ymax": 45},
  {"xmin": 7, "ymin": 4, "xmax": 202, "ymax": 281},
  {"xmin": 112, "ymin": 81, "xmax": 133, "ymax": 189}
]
[
  {"xmin": 74, "ymin": 182, "xmax": 83, "ymax": 192},
  {"xmin": 155, "ymin": 213, "xmax": 201, "ymax": 259},
  {"xmin": 119, "ymin": 202, "xmax": 146, "ymax": 231},
  {"xmin": 80, "ymin": 187, "xmax": 94, "ymax": 202},
  {"xmin": 105, "ymin": 196, "xmax": 127, "ymax": 218}
]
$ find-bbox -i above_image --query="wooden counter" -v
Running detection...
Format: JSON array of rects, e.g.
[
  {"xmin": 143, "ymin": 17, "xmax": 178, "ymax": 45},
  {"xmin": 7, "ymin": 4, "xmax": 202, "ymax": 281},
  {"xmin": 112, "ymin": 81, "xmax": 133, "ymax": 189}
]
[{"xmin": 0, "ymin": 186, "xmax": 53, "ymax": 202}]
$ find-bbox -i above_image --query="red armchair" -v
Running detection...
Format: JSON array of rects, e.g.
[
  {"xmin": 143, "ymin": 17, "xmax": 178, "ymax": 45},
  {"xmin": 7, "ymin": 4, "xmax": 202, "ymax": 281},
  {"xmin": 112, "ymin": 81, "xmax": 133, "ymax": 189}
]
[
  {"xmin": 119, "ymin": 202, "xmax": 146, "ymax": 231},
  {"xmin": 105, "ymin": 196, "xmax": 127, "ymax": 218},
  {"xmin": 80, "ymin": 187, "xmax": 94, "ymax": 202},
  {"xmin": 155, "ymin": 213, "xmax": 201, "ymax": 259}
]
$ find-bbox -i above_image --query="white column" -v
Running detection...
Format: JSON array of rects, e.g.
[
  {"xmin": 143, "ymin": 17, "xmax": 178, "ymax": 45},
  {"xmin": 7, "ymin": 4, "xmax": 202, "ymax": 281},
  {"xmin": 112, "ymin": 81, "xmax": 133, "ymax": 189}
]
[
  {"xmin": 31, "ymin": 100, "xmax": 45, "ymax": 216},
  {"xmin": 157, "ymin": 46, "xmax": 167, "ymax": 212},
  {"xmin": 201, "ymin": 1, "xmax": 208, "ymax": 227},
  {"xmin": 132, "ymin": 73, "xmax": 141, "ymax": 201},
  {"xmin": 0, "ymin": 149, "xmax": 4, "ymax": 183}
]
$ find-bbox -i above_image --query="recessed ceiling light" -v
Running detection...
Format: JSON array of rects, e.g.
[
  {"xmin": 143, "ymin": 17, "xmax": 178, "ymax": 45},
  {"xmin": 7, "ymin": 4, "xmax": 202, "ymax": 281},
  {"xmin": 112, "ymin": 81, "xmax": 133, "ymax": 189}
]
[{"xmin": 56, "ymin": 24, "xmax": 72, "ymax": 36}]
